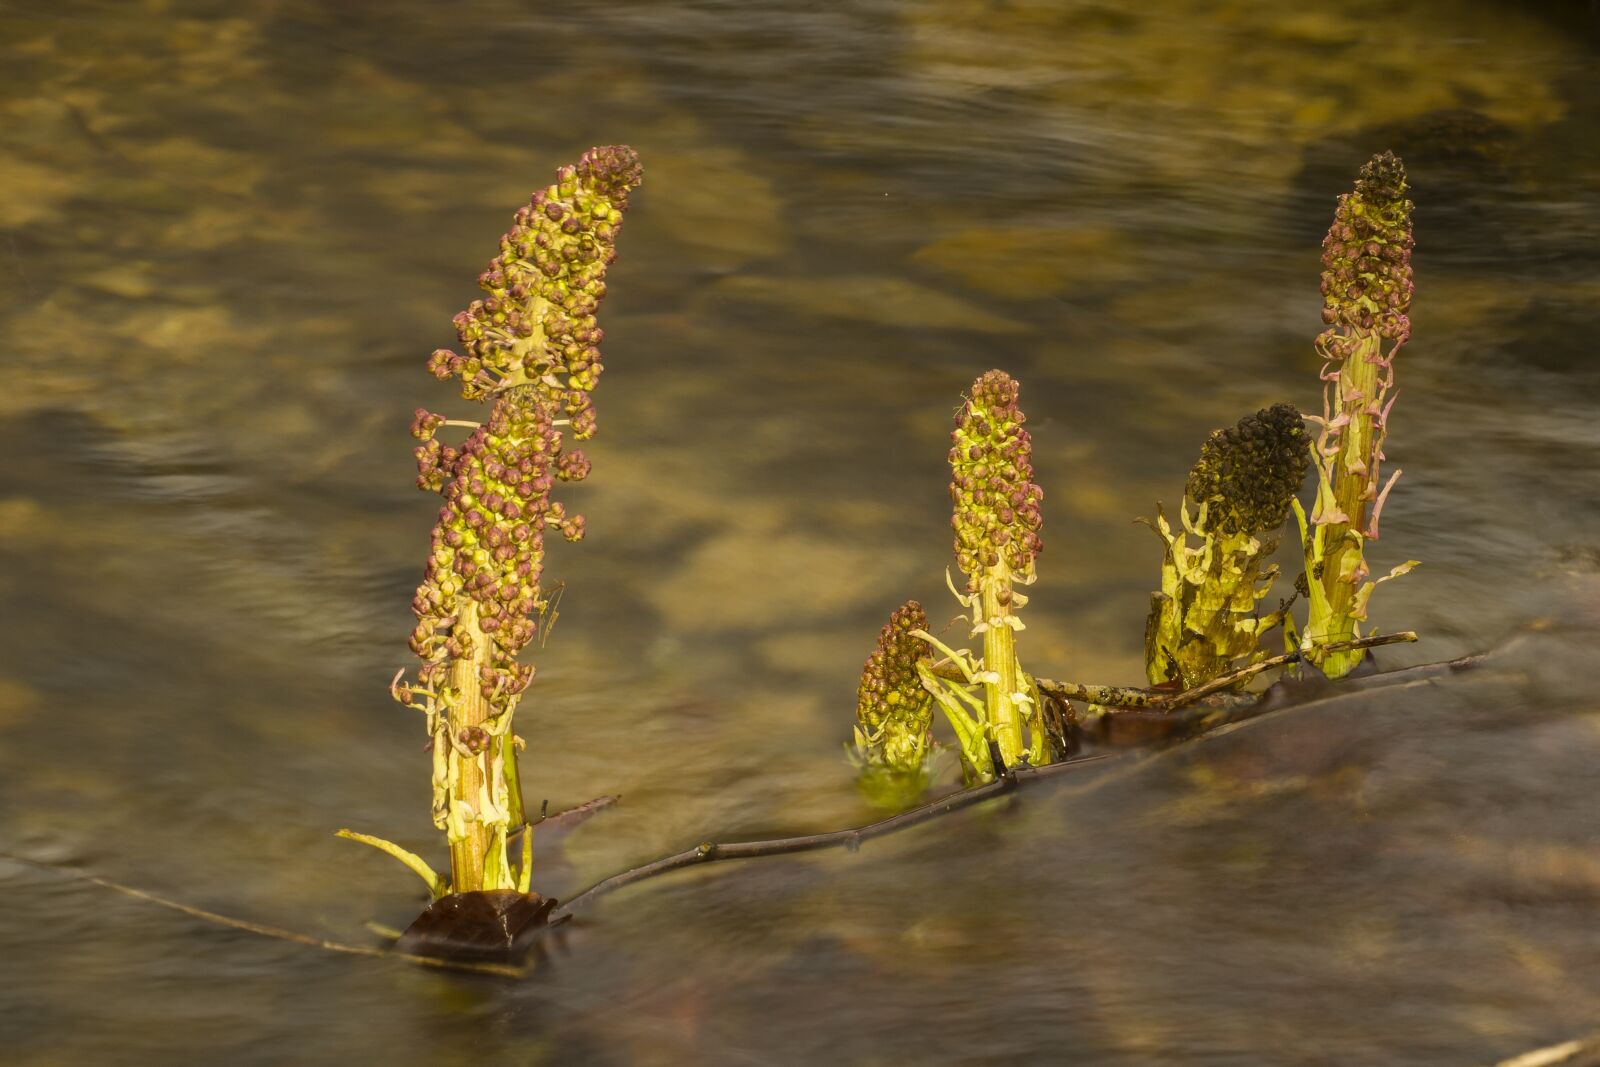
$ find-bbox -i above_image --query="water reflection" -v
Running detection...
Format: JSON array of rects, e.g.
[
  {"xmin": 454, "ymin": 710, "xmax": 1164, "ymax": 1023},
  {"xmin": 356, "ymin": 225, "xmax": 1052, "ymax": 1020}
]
[{"xmin": 0, "ymin": 1, "xmax": 1597, "ymax": 1064}]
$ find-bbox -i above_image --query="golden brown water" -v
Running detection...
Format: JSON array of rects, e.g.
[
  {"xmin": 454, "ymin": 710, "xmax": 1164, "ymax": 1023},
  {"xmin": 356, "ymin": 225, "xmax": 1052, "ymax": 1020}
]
[{"xmin": 1, "ymin": 2, "xmax": 1598, "ymax": 1063}]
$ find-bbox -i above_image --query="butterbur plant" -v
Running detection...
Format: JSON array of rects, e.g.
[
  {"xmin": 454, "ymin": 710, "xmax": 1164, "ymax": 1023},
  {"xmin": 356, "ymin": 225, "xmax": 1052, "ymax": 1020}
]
[
  {"xmin": 1296, "ymin": 151, "xmax": 1418, "ymax": 679},
  {"xmin": 917, "ymin": 370, "xmax": 1048, "ymax": 781},
  {"xmin": 850, "ymin": 601, "xmax": 937, "ymax": 807},
  {"xmin": 1144, "ymin": 404, "xmax": 1311, "ymax": 690},
  {"xmin": 341, "ymin": 146, "xmax": 642, "ymax": 902}
]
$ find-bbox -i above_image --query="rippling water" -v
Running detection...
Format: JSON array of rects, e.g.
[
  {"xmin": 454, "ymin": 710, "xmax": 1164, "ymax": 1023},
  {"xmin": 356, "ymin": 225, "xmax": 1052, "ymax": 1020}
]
[{"xmin": 1, "ymin": 2, "xmax": 1597, "ymax": 1064}]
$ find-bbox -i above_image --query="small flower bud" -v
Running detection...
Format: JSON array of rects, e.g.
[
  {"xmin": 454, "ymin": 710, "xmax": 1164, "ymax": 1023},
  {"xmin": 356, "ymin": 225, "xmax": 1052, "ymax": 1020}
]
[{"xmin": 854, "ymin": 601, "xmax": 934, "ymax": 776}]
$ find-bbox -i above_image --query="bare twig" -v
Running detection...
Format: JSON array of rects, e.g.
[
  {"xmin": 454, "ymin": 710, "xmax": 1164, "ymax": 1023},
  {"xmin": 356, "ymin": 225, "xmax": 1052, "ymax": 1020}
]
[
  {"xmin": 1034, "ymin": 631, "xmax": 1419, "ymax": 713},
  {"xmin": 0, "ymin": 852, "xmax": 526, "ymax": 979},
  {"xmin": 1152, "ymin": 631, "xmax": 1417, "ymax": 711},
  {"xmin": 1320, "ymin": 641, "xmax": 1489, "ymax": 690},
  {"xmin": 538, "ymin": 793, "xmax": 617, "ymax": 830},
  {"xmin": 553, "ymin": 752, "xmax": 1117, "ymax": 916},
  {"xmin": 557, "ymin": 632, "xmax": 1454, "ymax": 916},
  {"xmin": 1031, "ymin": 679, "xmax": 1157, "ymax": 709},
  {"xmin": 0, "ymin": 795, "xmax": 621, "ymax": 978}
]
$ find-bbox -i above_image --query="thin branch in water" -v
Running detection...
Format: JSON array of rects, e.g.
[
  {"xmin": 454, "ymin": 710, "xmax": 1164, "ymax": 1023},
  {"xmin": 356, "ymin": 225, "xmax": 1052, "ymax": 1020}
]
[
  {"xmin": 0, "ymin": 637, "xmax": 1457, "ymax": 976},
  {"xmin": 554, "ymin": 752, "xmax": 1118, "ymax": 916},
  {"xmin": 0, "ymin": 799, "xmax": 618, "ymax": 977},
  {"xmin": 1153, "ymin": 631, "xmax": 1417, "ymax": 711},
  {"xmin": 0, "ymin": 851, "xmax": 527, "ymax": 979},
  {"xmin": 1033, "ymin": 631, "xmax": 1419, "ymax": 713},
  {"xmin": 556, "ymin": 632, "xmax": 1425, "ymax": 916},
  {"xmin": 1032, "ymin": 678, "xmax": 1156, "ymax": 709}
]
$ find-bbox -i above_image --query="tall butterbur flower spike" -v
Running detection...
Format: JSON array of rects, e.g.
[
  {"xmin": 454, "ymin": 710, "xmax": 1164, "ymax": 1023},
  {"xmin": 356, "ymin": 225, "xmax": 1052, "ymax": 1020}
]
[
  {"xmin": 915, "ymin": 371, "xmax": 1047, "ymax": 781},
  {"xmin": 341, "ymin": 147, "xmax": 642, "ymax": 903},
  {"xmin": 851, "ymin": 601, "xmax": 936, "ymax": 808},
  {"xmin": 1295, "ymin": 151, "xmax": 1419, "ymax": 679},
  {"xmin": 1144, "ymin": 403, "xmax": 1311, "ymax": 690}
]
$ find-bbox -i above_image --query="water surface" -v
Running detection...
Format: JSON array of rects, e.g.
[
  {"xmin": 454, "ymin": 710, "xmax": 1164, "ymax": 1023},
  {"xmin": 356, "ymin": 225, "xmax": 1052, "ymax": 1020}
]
[{"xmin": 1, "ymin": 2, "xmax": 1597, "ymax": 1063}]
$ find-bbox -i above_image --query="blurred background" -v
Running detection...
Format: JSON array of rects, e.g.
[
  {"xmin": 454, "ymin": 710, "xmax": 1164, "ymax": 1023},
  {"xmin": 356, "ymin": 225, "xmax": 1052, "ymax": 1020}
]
[{"xmin": 0, "ymin": 2, "xmax": 1596, "ymax": 1064}]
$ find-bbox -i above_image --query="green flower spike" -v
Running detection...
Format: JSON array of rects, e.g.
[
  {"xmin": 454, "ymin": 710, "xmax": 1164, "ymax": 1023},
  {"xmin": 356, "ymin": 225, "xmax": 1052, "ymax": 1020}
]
[
  {"xmin": 1144, "ymin": 403, "xmax": 1311, "ymax": 690},
  {"xmin": 851, "ymin": 601, "xmax": 936, "ymax": 808},
  {"xmin": 1296, "ymin": 151, "xmax": 1419, "ymax": 679},
  {"xmin": 917, "ymin": 370, "xmax": 1047, "ymax": 782}
]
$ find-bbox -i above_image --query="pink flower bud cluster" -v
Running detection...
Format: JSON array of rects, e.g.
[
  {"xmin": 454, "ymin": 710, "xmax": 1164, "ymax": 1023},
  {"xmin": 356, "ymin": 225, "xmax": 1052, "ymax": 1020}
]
[
  {"xmin": 426, "ymin": 145, "xmax": 644, "ymax": 438},
  {"xmin": 948, "ymin": 370, "xmax": 1044, "ymax": 587},
  {"xmin": 408, "ymin": 387, "xmax": 588, "ymax": 706},
  {"xmin": 1317, "ymin": 150, "xmax": 1414, "ymax": 353}
]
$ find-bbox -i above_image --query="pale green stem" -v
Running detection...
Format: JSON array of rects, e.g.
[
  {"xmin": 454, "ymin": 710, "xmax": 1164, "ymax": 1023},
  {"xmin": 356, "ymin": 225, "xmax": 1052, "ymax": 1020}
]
[
  {"xmin": 1306, "ymin": 331, "xmax": 1382, "ymax": 678},
  {"xmin": 446, "ymin": 607, "xmax": 490, "ymax": 891},
  {"xmin": 978, "ymin": 566, "xmax": 1025, "ymax": 769},
  {"xmin": 917, "ymin": 663, "xmax": 993, "ymax": 782},
  {"xmin": 935, "ymin": 698, "xmax": 990, "ymax": 781}
]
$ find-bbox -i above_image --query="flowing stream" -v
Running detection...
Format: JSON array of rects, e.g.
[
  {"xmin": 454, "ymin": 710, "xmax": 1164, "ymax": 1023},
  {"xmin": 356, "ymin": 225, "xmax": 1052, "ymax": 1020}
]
[{"xmin": 1, "ymin": 2, "xmax": 1597, "ymax": 1063}]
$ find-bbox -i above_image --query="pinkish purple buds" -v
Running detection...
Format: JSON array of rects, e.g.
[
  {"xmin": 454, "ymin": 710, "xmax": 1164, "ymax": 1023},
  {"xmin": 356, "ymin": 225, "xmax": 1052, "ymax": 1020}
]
[
  {"xmin": 408, "ymin": 386, "xmax": 579, "ymax": 705},
  {"xmin": 435, "ymin": 146, "xmax": 644, "ymax": 437},
  {"xmin": 1318, "ymin": 151, "xmax": 1414, "ymax": 347},
  {"xmin": 411, "ymin": 408, "xmax": 446, "ymax": 442},
  {"xmin": 1300, "ymin": 152, "xmax": 1418, "ymax": 679},
  {"xmin": 948, "ymin": 370, "xmax": 1044, "ymax": 586}
]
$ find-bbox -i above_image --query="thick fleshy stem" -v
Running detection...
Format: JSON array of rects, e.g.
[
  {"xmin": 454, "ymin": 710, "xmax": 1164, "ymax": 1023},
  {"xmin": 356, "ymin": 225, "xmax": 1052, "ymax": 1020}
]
[
  {"xmin": 1299, "ymin": 151, "xmax": 1419, "ymax": 678},
  {"xmin": 979, "ymin": 567, "xmax": 1029, "ymax": 765}
]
